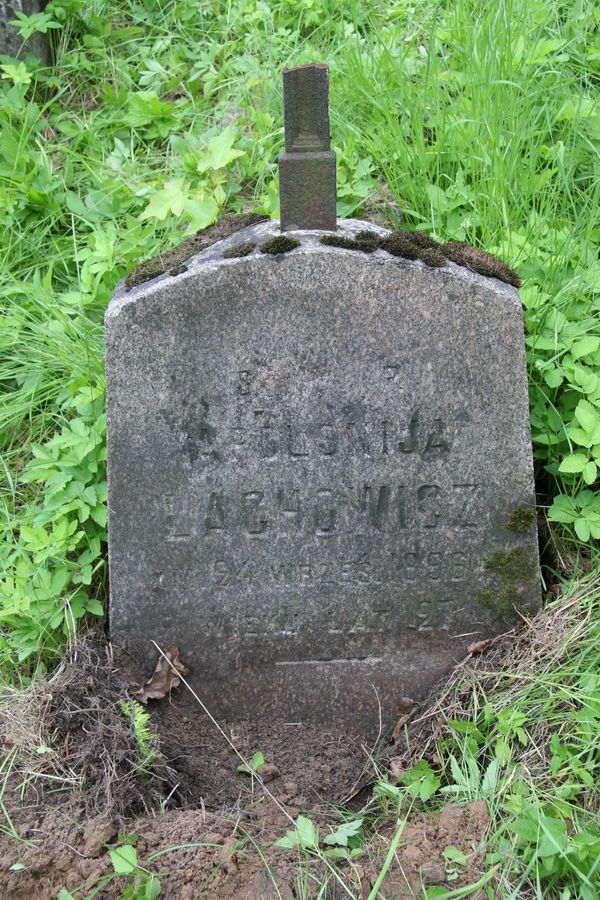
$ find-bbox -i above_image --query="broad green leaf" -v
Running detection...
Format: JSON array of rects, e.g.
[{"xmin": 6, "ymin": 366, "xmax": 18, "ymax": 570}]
[
  {"xmin": 296, "ymin": 815, "xmax": 319, "ymax": 850},
  {"xmin": 139, "ymin": 179, "xmax": 188, "ymax": 222},
  {"xmin": 323, "ymin": 818, "xmax": 363, "ymax": 847},
  {"xmin": 574, "ymin": 518, "xmax": 591, "ymax": 542},
  {"xmin": 571, "ymin": 336, "xmax": 600, "ymax": 359},
  {"xmin": 145, "ymin": 875, "xmax": 161, "ymax": 900},
  {"xmin": 442, "ymin": 846, "xmax": 467, "ymax": 865},
  {"xmin": 110, "ymin": 844, "xmax": 138, "ymax": 875},
  {"xmin": 183, "ymin": 195, "xmax": 219, "ymax": 234},
  {"xmin": 543, "ymin": 368, "xmax": 563, "ymax": 388},
  {"xmin": 582, "ymin": 461, "xmax": 597, "ymax": 485},
  {"xmin": 574, "ymin": 398, "xmax": 600, "ymax": 433},
  {"xmin": 558, "ymin": 453, "xmax": 588, "ymax": 473}
]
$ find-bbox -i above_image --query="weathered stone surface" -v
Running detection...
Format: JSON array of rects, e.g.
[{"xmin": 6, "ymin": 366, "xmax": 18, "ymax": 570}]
[
  {"xmin": 0, "ymin": 0, "xmax": 50, "ymax": 63},
  {"xmin": 106, "ymin": 218, "xmax": 540, "ymax": 731}
]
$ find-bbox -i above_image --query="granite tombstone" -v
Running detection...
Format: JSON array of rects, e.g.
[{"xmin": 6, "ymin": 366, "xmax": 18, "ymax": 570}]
[{"xmin": 106, "ymin": 64, "xmax": 540, "ymax": 730}]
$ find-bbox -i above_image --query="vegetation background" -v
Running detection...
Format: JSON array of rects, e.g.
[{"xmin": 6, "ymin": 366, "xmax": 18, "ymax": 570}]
[{"xmin": 0, "ymin": 0, "xmax": 598, "ymax": 896}]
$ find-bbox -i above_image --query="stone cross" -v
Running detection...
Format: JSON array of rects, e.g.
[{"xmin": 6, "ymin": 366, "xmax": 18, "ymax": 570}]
[{"xmin": 279, "ymin": 63, "xmax": 337, "ymax": 232}]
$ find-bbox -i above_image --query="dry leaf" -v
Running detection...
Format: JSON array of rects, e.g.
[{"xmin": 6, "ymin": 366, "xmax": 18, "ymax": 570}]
[
  {"xmin": 389, "ymin": 758, "xmax": 405, "ymax": 781},
  {"xmin": 467, "ymin": 639, "xmax": 492, "ymax": 655},
  {"xmin": 390, "ymin": 696, "xmax": 417, "ymax": 742},
  {"xmin": 135, "ymin": 645, "xmax": 189, "ymax": 704},
  {"xmin": 258, "ymin": 763, "xmax": 281, "ymax": 783}
]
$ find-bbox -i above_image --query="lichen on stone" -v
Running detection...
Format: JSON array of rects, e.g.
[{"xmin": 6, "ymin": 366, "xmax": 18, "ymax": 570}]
[
  {"xmin": 506, "ymin": 508, "xmax": 536, "ymax": 533},
  {"xmin": 259, "ymin": 235, "xmax": 301, "ymax": 255},
  {"xmin": 222, "ymin": 241, "xmax": 256, "ymax": 259},
  {"xmin": 442, "ymin": 241, "xmax": 521, "ymax": 288},
  {"xmin": 484, "ymin": 546, "xmax": 534, "ymax": 581},
  {"xmin": 124, "ymin": 212, "xmax": 269, "ymax": 289},
  {"xmin": 477, "ymin": 585, "xmax": 521, "ymax": 617}
]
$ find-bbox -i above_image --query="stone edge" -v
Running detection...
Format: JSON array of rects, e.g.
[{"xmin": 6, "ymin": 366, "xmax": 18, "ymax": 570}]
[{"xmin": 106, "ymin": 218, "xmax": 520, "ymax": 321}]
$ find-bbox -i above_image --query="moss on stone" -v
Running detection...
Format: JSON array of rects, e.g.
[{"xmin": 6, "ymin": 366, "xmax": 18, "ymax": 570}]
[
  {"xmin": 259, "ymin": 235, "xmax": 301, "ymax": 255},
  {"xmin": 320, "ymin": 230, "xmax": 379, "ymax": 253},
  {"xmin": 222, "ymin": 241, "xmax": 256, "ymax": 259},
  {"xmin": 354, "ymin": 230, "xmax": 381, "ymax": 250},
  {"xmin": 507, "ymin": 508, "xmax": 537, "ymax": 533},
  {"xmin": 477, "ymin": 585, "xmax": 521, "ymax": 617},
  {"xmin": 442, "ymin": 241, "xmax": 521, "ymax": 288},
  {"xmin": 484, "ymin": 546, "xmax": 534, "ymax": 581},
  {"xmin": 378, "ymin": 230, "xmax": 445, "ymax": 265},
  {"xmin": 379, "ymin": 231, "xmax": 422, "ymax": 259},
  {"xmin": 320, "ymin": 233, "xmax": 360, "ymax": 250},
  {"xmin": 420, "ymin": 247, "xmax": 446, "ymax": 268},
  {"xmin": 124, "ymin": 213, "xmax": 269, "ymax": 289}
]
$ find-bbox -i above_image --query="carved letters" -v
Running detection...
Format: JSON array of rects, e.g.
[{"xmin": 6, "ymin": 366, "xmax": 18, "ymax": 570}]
[{"xmin": 165, "ymin": 482, "xmax": 482, "ymax": 540}]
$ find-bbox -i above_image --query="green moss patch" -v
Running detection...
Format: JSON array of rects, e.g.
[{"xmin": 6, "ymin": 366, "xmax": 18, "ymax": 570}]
[
  {"xmin": 125, "ymin": 213, "xmax": 269, "ymax": 289},
  {"xmin": 374, "ymin": 229, "xmax": 521, "ymax": 285},
  {"xmin": 259, "ymin": 235, "xmax": 301, "ymax": 254},
  {"xmin": 507, "ymin": 508, "xmax": 537, "ymax": 533},
  {"xmin": 442, "ymin": 241, "xmax": 521, "ymax": 288},
  {"xmin": 477, "ymin": 585, "xmax": 521, "ymax": 617},
  {"xmin": 485, "ymin": 546, "xmax": 535, "ymax": 581},
  {"xmin": 222, "ymin": 241, "xmax": 256, "ymax": 259},
  {"xmin": 320, "ymin": 230, "xmax": 380, "ymax": 253}
]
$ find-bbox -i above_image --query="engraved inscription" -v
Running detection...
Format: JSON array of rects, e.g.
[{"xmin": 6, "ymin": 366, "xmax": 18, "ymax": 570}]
[
  {"xmin": 164, "ymin": 483, "xmax": 482, "ymax": 540},
  {"xmin": 162, "ymin": 404, "xmax": 456, "ymax": 464}
]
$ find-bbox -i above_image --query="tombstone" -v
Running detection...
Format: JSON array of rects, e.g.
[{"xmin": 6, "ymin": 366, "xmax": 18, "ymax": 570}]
[
  {"xmin": 106, "ymin": 64, "xmax": 540, "ymax": 731},
  {"xmin": 0, "ymin": 1, "xmax": 50, "ymax": 64}
]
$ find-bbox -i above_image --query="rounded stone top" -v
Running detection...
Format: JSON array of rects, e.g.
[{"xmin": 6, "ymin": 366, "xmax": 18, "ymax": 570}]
[{"xmin": 108, "ymin": 218, "xmax": 519, "ymax": 322}]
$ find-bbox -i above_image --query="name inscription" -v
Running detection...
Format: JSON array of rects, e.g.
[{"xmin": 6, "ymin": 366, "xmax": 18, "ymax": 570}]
[{"xmin": 165, "ymin": 482, "xmax": 481, "ymax": 540}]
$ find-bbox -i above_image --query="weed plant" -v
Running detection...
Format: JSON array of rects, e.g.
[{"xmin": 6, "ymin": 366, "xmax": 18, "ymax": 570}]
[{"xmin": 0, "ymin": 0, "xmax": 599, "ymax": 896}]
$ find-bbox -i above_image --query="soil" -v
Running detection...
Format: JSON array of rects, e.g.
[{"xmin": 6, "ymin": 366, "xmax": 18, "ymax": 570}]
[{"xmin": 0, "ymin": 640, "xmax": 493, "ymax": 898}]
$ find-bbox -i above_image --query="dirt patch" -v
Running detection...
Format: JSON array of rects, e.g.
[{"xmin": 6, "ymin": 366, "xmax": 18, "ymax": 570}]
[
  {"xmin": 152, "ymin": 698, "xmax": 368, "ymax": 811},
  {"xmin": 0, "ymin": 637, "xmax": 495, "ymax": 897}
]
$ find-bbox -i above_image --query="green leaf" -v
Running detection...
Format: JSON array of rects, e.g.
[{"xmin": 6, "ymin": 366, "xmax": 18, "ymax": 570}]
[
  {"xmin": 237, "ymin": 751, "xmax": 265, "ymax": 774},
  {"xmin": 574, "ymin": 398, "xmax": 599, "ymax": 433},
  {"xmin": 574, "ymin": 518, "xmax": 591, "ymax": 542},
  {"xmin": 139, "ymin": 179, "xmax": 188, "ymax": 222},
  {"xmin": 571, "ymin": 336, "xmax": 600, "ymax": 359},
  {"xmin": 582, "ymin": 461, "xmax": 597, "ymax": 485},
  {"xmin": 442, "ymin": 846, "xmax": 467, "ymax": 866},
  {"xmin": 86, "ymin": 598, "xmax": 105, "ymax": 616},
  {"xmin": 196, "ymin": 126, "xmax": 244, "ymax": 174},
  {"xmin": 323, "ymin": 818, "xmax": 363, "ymax": 847},
  {"xmin": 543, "ymin": 368, "xmax": 563, "ymax": 388},
  {"xmin": 183, "ymin": 195, "xmax": 219, "ymax": 234},
  {"xmin": 110, "ymin": 844, "xmax": 138, "ymax": 875},
  {"xmin": 295, "ymin": 815, "xmax": 319, "ymax": 850},
  {"xmin": 145, "ymin": 875, "xmax": 161, "ymax": 900},
  {"xmin": 558, "ymin": 453, "xmax": 588, "ymax": 473}
]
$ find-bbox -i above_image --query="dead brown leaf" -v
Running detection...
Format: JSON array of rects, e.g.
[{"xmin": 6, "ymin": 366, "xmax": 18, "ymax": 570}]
[
  {"xmin": 135, "ymin": 645, "xmax": 189, "ymax": 704},
  {"xmin": 389, "ymin": 758, "xmax": 405, "ymax": 782},
  {"xmin": 467, "ymin": 639, "xmax": 492, "ymax": 655},
  {"xmin": 390, "ymin": 696, "xmax": 417, "ymax": 742},
  {"xmin": 258, "ymin": 763, "xmax": 281, "ymax": 783}
]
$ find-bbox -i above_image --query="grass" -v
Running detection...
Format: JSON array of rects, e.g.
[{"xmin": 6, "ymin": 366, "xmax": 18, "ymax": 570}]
[{"xmin": 0, "ymin": 0, "xmax": 599, "ymax": 896}]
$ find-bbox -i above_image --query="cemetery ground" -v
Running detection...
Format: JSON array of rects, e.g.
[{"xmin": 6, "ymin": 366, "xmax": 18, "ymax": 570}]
[{"xmin": 0, "ymin": 0, "xmax": 599, "ymax": 897}]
